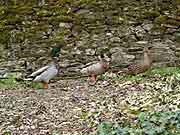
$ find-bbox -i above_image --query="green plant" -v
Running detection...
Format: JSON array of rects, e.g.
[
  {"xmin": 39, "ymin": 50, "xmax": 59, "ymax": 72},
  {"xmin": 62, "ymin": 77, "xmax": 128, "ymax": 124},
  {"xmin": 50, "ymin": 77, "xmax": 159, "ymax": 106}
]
[
  {"xmin": 52, "ymin": 132, "xmax": 60, "ymax": 135},
  {"xmin": 0, "ymin": 73, "xmax": 42, "ymax": 89},
  {"xmin": 126, "ymin": 75, "xmax": 143, "ymax": 82},
  {"xmin": 0, "ymin": 77, "xmax": 20, "ymax": 89},
  {"xmin": 143, "ymin": 67, "xmax": 180, "ymax": 77},
  {"xmin": 97, "ymin": 122, "xmax": 116, "ymax": 135},
  {"xmin": 97, "ymin": 111, "xmax": 180, "ymax": 135},
  {"xmin": 31, "ymin": 82, "xmax": 42, "ymax": 89},
  {"xmin": 2, "ymin": 131, "xmax": 12, "ymax": 135},
  {"xmin": 25, "ymin": 81, "xmax": 43, "ymax": 89}
]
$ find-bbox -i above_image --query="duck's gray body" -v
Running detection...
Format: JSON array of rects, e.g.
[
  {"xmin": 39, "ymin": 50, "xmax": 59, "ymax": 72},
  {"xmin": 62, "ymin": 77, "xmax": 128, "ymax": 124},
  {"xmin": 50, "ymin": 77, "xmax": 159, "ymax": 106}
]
[{"xmin": 29, "ymin": 62, "xmax": 58, "ymax": 83}]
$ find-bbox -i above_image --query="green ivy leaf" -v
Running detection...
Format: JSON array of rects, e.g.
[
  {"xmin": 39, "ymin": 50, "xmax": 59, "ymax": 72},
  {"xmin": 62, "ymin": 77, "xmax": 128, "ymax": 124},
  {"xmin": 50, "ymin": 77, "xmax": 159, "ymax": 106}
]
[
  {"xmin": 138, "ymin": 112, "xmax": 145, "ymax": 123},
  {"xmin": 2, "ymin": 131, "xmax": 12, "ymax": 135},
  {"xmin": 52, "ymin": 133, "xmax": 60, "ymax": 135}
]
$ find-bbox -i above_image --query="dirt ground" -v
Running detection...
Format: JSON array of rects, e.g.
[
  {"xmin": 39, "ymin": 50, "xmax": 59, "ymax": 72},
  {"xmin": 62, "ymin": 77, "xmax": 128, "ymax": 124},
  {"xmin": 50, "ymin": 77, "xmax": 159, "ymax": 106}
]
[
  {"xmin": 0, "ymin": 74, "xmax": 179, "ymax": 135},
  {"xmin": 0, "ymin": 77, "xmax": 121, "ymax": 135}
]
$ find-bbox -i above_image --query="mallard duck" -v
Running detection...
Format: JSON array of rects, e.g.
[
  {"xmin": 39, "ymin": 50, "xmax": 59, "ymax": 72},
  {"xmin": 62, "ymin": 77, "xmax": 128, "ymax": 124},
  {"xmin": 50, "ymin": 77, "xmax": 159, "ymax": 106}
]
[
  {"xmin": 119, "ymin": 47, "xmax": 152, "ymax": 75},
  {"xmin": 26, "ymin": 46, "xmax": 61, "ymax": 89},
  {"xmin": 80, "ymin": 54, "xmax": 111, "ymax": 84}
]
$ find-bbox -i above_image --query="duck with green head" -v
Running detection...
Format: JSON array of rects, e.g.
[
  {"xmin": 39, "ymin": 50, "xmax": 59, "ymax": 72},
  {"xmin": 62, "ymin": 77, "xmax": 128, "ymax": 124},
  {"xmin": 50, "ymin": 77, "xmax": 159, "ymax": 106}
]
[{"xmin": 27, "ymin": 45, "xmax": 62, "ymax": 89}]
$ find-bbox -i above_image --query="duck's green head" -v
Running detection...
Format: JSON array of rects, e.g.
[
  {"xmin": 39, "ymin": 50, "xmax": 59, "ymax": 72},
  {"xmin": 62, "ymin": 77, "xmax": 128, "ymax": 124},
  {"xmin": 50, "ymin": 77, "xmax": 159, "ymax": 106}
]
[
  {"xmin": 51, "ymin": 46, "xmax": 61, "ymax": 57},
  {"xmin": 51, "ymin": 41, "xmax": 65, "ymax": 58}
]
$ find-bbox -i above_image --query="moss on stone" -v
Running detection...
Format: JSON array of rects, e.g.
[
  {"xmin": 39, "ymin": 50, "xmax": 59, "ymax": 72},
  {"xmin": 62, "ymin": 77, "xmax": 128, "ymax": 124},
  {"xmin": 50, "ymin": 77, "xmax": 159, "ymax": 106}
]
[
  {"xmin": 0, "ymin": 31, "xmax": 10, "ymax": 44},
  {"xmin": 49, "ymin": 15, "xmax": 73, "ymax": 23},
  {"xmin": 166, "ymin": 19, "xmax": 180, "ymax": 26},
  {"xmin": 150, "ymin": 24, "xmax": 163, "ymax": 34},
  {"xmin": 154, "ymin": 15, "xmax": 168, "ymax": 24},
  {"xmin": 143, "ymin": 11, "xmax": 161, "ymax": 20},
  {"xmin": 36, "ymin": 9, "xmax": 53, "ymax": 17},
  {"xmin": 6, "ymin": 15, "xmax": 24, "ymax": 25},
  {"xmin": 175, "ymin": 52, "xmax": 180, "ymax": 57},
  {"xmin": 154, "ymin": 15, "xmax": 180, "ymax": 26},
  {"xmin": 0, "ymin": 0, "xmax": 179, "ymax": 63},
  {"xmin": 174, "ymin": 33, "xmax": 180, "ymax": 41},
  {"xmin": 0, "ymin": 6, "xmax": 6, "ymax": 16},
  {"xmin": 176, "ymin": 0, "xmax": 180, "ymax": 4},
  {"xmin": 73, "ymin": 0, "xmax": 97, "ymax": 7}
]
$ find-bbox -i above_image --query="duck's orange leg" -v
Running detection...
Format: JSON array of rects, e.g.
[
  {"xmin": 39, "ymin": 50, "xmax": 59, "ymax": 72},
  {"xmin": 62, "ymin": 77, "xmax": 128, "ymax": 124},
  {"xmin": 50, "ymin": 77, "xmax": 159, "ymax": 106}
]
[
  {"xmin": 42, "ymin": 82, "xmax": 49, "ymax": 89},
  {"xmin": 90, "ymin": 74, "xmax": 97, "ymax": 84}
]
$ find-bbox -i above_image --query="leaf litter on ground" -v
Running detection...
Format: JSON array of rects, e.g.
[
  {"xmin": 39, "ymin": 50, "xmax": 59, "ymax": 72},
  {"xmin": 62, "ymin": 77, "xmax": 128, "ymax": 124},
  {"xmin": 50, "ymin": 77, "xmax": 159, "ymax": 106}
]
[{"xmin": 0, "ymin": 67, "xmax": 180, "ymax": 134}]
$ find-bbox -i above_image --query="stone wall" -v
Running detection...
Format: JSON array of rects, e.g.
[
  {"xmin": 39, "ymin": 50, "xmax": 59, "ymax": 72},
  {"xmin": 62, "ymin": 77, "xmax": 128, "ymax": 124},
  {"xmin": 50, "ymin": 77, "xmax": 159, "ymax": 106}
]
[{"xmin": 0, "ymin": 0, "xmax": 180, "ymax": 71}]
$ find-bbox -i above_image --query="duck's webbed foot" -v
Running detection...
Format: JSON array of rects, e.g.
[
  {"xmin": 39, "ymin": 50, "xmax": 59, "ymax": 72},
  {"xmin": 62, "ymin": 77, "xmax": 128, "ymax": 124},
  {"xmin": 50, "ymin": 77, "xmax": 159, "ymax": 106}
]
[
  {"xmin": 89, "ymin": 74, "xmax": 97, "ymax": 85},
  {"xmin": 43, "ymin": 82, "xmax": 49, "ymax": 89}
]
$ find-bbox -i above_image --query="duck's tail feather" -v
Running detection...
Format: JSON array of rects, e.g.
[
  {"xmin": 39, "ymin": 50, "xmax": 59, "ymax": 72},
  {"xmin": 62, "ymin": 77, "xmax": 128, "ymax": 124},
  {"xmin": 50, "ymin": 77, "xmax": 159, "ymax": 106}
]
[
  {"xmin": 117, "ymin": 68, "xmax": 128, "ymax": 75},
  {"xmin": 80, "ymin": 68, "xmax": 88, "ymax": 74}
]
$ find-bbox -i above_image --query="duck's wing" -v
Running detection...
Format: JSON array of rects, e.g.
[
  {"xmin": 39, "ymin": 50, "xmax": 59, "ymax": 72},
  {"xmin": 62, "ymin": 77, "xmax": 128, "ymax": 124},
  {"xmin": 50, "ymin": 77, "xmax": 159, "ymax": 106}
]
[
  {"xmin": 117, "ymin": 64, "xmax": 137, "ymax": 75},
  {"xmin": 29, "ymin": 65, "xmax": 50, "ymax": 77},
  {"xmin": 33, "ymin": 65, "xmax": 58, "ymax": 82},
  {"xmin": 81, "ymin": 61, "xmax": 99, "ymax": 68},
  {"xmin": 80, "ymin": 62, "xmax": 103, "ymax": 75},
  {"xmin": 79, "ymin": 61, "xmax": 98, "ymax": 73}
]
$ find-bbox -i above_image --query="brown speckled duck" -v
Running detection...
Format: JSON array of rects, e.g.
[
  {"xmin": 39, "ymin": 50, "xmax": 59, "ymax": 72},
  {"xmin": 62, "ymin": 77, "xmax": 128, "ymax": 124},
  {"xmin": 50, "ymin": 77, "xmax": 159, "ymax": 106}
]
[
  {"xmin": 119, "ymin": 47, "xmax": 152, "ymax": 75},
  {"xmin": 80, "ymin": 54, "xmax": 111, "ymax": 84}
]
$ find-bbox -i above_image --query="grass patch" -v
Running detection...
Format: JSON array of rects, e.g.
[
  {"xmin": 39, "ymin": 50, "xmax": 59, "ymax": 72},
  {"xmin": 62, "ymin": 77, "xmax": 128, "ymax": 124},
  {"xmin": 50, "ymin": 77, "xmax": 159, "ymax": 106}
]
[
  {"xmin": 125, "ymin": 75, "xmax": 143, "ymax": 82},
  {"xmin": 145, "ymin": 67, "xmax": 180, "ymax": 77},
  {"xmin": 0, "ymin": 73, "xmax": 43, "ymax": 89},
  {"xmin": 24, "ymin": 81, "xmax": 43, "ymax": 89},
  {"xmin": 119, "ymin": 67, "xmax": 180, "ymax": 83},
  {"xmin": 0, "ymin": 74, "xmax": 21, "ymax": 89}
]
